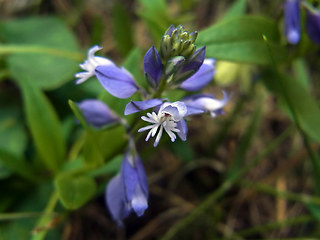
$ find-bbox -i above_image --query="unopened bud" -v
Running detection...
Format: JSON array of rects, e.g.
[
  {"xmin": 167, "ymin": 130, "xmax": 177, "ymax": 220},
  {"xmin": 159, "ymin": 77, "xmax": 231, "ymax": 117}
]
[
  {"xmin": 165, "ymin": 56, "xmax": 185, "ymax": 76},
  {"xmin": 160, "ymin": 35, "xmax": 172, "ymax": 60}
]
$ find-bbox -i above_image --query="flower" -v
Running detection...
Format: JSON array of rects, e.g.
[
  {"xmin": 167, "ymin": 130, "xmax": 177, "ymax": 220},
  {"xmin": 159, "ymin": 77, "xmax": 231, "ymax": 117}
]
[
  {"xmin": 171, "ymin": 47, "xmax": 206, "ymax": 86},
  {"xmin": 138, "ymin": 101, "xmax": 188, "ymax": 147},
  {"xmin": 305, "ymin": 4, "xmax": 320, "ymax": 45},
  {"xmin": 75, "ymin": 45, "xmax": 115, "ymax": 84},
  {"xmin": 95, "ymin": 65, "xmax": 138, "ymax": 99},
  {"xmin": 105, "ymin": 151, "xmax": 148, "ymax": 226},
  {"xmin": 143, "ymin": 46, "xmax": 163, "ymax": 88},
  {"xmin": 284, "ymin": 0, "xmax": 301, "ymax": 44},
  {"xmin": 179, "ymin": 58, "xmax": 216, "ymax": 91},
  {"xmin": 124, "ymin": 98, "xmax": 163, "ymax": 115},
  {"xmin": 75, "ymin": 45, "xmax": 138, "ymax": 98},
  {"xmin": 77, "ymin": 99, "xmax": 118, "ymax": 128},
  {"xmin": 183, "ymin": 91, "xmax": 229, "ymax": 118}
]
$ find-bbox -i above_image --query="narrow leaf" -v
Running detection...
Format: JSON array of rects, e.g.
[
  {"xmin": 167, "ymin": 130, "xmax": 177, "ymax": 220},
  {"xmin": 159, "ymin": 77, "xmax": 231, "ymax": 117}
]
[{"xmin": 19, "ymin": 80, "xmax": 65, "ymax": 172}]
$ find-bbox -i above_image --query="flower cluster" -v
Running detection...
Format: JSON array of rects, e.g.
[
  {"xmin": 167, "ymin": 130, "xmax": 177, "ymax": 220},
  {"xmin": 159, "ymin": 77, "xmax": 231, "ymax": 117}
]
[
  {"xmin": 284, "ymin": 0, "xmax": 320, "ymax": 45},
  {"xmin": 74, "ymin": 25, "xmax": 229, "ymax": 225}
]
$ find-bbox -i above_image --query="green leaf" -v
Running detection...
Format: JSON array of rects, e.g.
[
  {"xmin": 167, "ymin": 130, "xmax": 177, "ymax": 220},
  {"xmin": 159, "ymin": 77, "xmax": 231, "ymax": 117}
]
[
  {"xmin": 68, "ymin": 99, "xmax": 89, "ymax": 129},
  {"xmin": 197, "ymin": 16, "xmax": 289, "ymax": 64},
  {"xmin": 220, "ymin": 0, "xmax": 247, "ymax": 22},
  {"xmin": 112, "ymin": 3, "xmax": 134, "ymax": 56},
  {"xmin": 292, "ymin": 59, "xmax": 310, "ymax": 90},
  {"xmin": 262, "ymin": 71, "xmax": 320, "ymax": 144},
  {"xmin": 0, "ymin": 17, "xmax": 80, "ymax": 89},
  {"xmin": 198, "ymin": 16, "xmax": 280, "ymax": 44},
  {"xmin": 19, "ymin": 80, "xmax": 65, "ymax": 172},
  {"xmin": 306, "ymin": 203, "xmax": 320, "ymax": 224},
  {"xmin": 0, "ymin": 108, "xmax": 27, "ymax": 158},
  {"xmin": 82, "ymin": 132, "xmax": 104, "ymax": 167},
  {"xmin": 205, "ymin": 41, "xmax": 288, "ymax": 65},
  {"xmin": 0, "ymin": 148, "xmax": 37, "ymax": 181},
  {"xmin": 96, "ymin": 125, "xmax": 128, "ymax": 160},
  {"xmin": 55, "ymin": 174, "xmax": 97, "ymax": 210},
  {"xmin": 87, "ymin": 154, "xmax": 123, "ymax": 177}
]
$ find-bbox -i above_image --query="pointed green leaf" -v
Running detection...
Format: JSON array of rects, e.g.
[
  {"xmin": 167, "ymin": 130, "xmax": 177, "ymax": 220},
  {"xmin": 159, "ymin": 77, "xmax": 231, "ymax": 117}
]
[
  {"xmin": 19, "ymin": 80, "xmax": 65, "ymax": 172},
  {"xmin": 55, "ymin": 174, "xmax": 97, "ymax": 210},
  {"xmin": 198, "ymin": 16, "xmax": 288, "ymax": 64},
  {"xmin": 198, "ymin": 16, "xmax": 280, "ymax": 44},
  {"xmin": 220, "ymin": 0, "xmax": 247, "ymax": 22},
  {"xmin": 205, "ymin": 41, "xmax": 288, "ymax": 65}
]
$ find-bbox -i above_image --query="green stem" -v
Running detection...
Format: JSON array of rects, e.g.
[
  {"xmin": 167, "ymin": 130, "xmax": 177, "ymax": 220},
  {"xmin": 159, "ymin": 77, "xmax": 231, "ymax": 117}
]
[
  {"xmin": 160, "ymin": 125, "xmax": 294, "ymax": 240},
  {"xmin": 31, "ymin": 191, "xmax": 59, "ymax": 240},
  {"xmin": 0, "ymin": 44, "xmax": 84, "ymax": 61},
  {"xmin": 0, "ymin": 212, "xmax": 57, "ymax": 221}
]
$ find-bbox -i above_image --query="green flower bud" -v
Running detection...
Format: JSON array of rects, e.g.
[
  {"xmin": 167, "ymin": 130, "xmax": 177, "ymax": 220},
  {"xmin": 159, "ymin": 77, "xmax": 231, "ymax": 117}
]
[{"xmin": 160, "ymin": 35, "xmax": 172, "ymax": 60}]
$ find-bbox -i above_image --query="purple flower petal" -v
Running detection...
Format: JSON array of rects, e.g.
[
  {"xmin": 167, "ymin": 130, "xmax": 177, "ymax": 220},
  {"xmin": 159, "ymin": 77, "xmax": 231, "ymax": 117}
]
[
  {"xmin": 180, "ymin": 58, "xmax": 215, "ymax": 91},
  {"xmin": 185, "ymin": 105, "xmax": 205, "ymax": 116},
  {"xmin": 306, "ymin": 8, "xmax": 320, "ymax": 45},
  {"xmin": 95, "ymin": 65, "xmax": 138, "ymax": 99},
  {"xmin": 144, "ymin": 46, "xmax": 163, "ymax": 88},
  {"xmin": 77, "ymin": 99, "xmax": 118, "ymax": 128},
  {"xmin": 180, "ymin": 46, "xmax": 206, "ymax": 73},
  {"xmin": 183, "ymin": 91, "xmax": 229, "ymax": 118},
  {"xmin": 284, "ymin": 0, "xmax": 300, "ymax": 44},
  {"xmin": 121, "ymin": 152, "xmax": 148, "ymax": 216},
  {"xmin": 176, "ymin": 118, "xmax": 188, "ymax": 141},
  {"xmin": 105, "ymin": 174, "xmax": 130, "ymax": 226},
  {"xmin": 75, "ymin": 45, "xmax": 115, "ymax": 84},
  {"xmin": 124, "ymin": 99, "xmax": 163, "ymax": 115}
]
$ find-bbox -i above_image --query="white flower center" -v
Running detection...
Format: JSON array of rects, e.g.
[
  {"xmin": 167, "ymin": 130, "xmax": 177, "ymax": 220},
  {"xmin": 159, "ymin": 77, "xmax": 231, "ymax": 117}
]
[{"xmin": 138, "ymin": 111, "xmax": 180, "ymax": 147}]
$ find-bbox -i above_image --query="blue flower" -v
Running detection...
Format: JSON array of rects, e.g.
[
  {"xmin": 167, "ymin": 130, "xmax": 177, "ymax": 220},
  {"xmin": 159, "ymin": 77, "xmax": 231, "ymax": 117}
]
[
  {"xmin": 124, "ymin": 98, "xmax": 164, "ymax": 115},
  {"xmin": 305, "ymin": 5, "xmax": 320, "ymax": 45},
  {"xmin": 75, "ymin": 45, "xmax": 115, "ymax": 84},
  {"xmin": 183, "ymin": 91, "xmax": 230, "ymax": 118},
  {"xmin": 105, "ymin": 151, "xmax": 148, "ymax": 226},
  {"xmin": 95, "ymin": 65, "xmax": 138, "ymax": 99},
  {"xmin": 137, "ymin": 101, "xmax": 188, "ymax": 147},
  {"xmin": 144, "ymin": 46, "xmax": 163, "ymax": 88},
  {"xmin": 284, "ymin": 0, "xmax": 301, "ymax": 44},
  {"xmin": 75, "ymin": 45, "xmax": 138, "ymax": 99},
  {"xmin": 179, "ymin": 58, "xmax": 216, "ymax": 91},
  {"xmin": 77, "ymin": 99, "xmax": 119, "ymax": 128},
  {"xmin": 172, "ymin": 47, "xmax": 207, "ymax": 86}
]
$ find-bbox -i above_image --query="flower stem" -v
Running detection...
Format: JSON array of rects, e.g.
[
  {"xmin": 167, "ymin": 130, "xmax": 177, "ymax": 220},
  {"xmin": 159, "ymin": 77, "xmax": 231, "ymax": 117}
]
[{"xmin": 31, "ymin": 191, "xmax": 60, "ymax": 240}]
